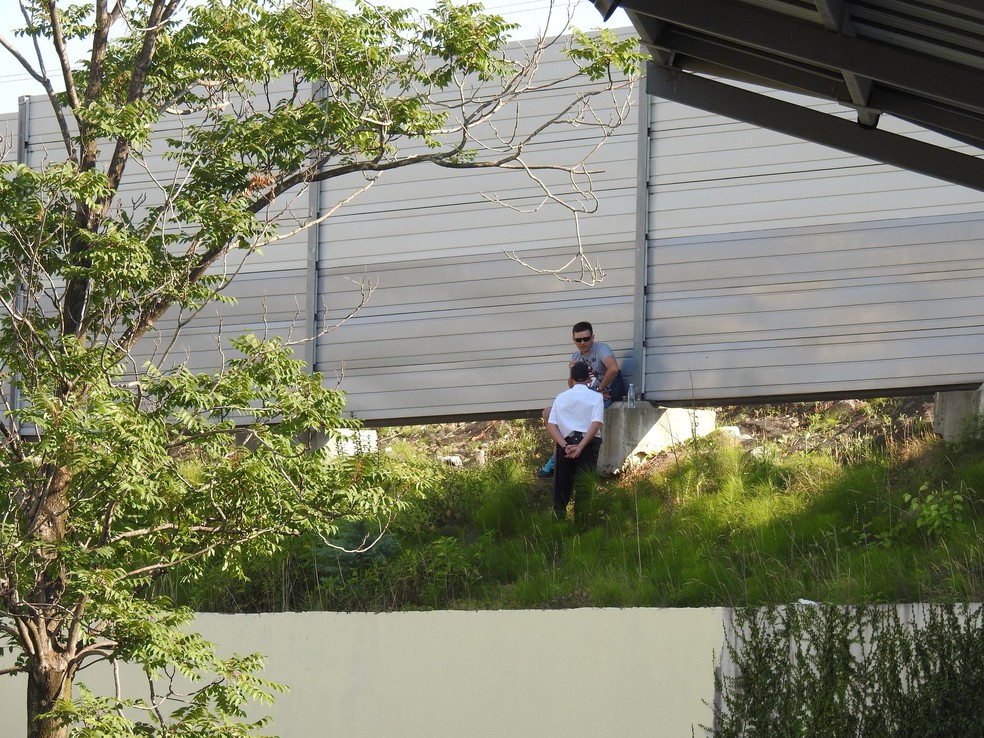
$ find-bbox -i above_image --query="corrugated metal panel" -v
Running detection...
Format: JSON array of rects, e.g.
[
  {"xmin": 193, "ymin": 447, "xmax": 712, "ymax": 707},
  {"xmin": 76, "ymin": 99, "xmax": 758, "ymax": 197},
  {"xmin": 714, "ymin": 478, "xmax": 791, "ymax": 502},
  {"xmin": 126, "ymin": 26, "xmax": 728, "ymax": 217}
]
[
  {"xmin": 18, "ymin": 83, "xmax": 312, "ymax": 277},
  {"xmin": 647, "ymin": 93, "xmax": 984, "ymax": 241},
  {"xmin": 17, "ymin": 82, "xmax": 311, "ymax": 382},
  {"xmin": 318, "ymin": 138, "xmax": 638, "ymax": 265},
  {"xmin": 318, "ymin": 241, "xmax": 636, "ymax": 422},
  {"xmin": 313, "ymin": 36, "xmax": 640, "ymax": 422},
  {"xmin": 131, "ymin": 268, "xmax": 307, "ymax": 375},
  {"xmin": 0, "ymin": 111, "xmax": 16, "ymax": 162},
  {"xmin": 643, "ymin": 74, "xmax": 984, "ymax": 404},
  {"xmin": 11, "ymin": 32, "xmax": 639, "ymax": 425},
  {"xmin": 644, "ymin": 210, "xmax": 984, "ymax": 403}
]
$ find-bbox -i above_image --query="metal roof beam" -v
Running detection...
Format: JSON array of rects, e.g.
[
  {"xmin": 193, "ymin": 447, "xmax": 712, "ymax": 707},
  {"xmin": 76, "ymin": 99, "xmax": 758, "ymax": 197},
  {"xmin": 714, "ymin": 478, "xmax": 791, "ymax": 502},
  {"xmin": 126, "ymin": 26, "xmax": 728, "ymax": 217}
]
[
  {"xmin": 644, "ymin": 41, "xmax": 984, "ymax": 151},
  {"xmin": 812, "ymin": 0, "xmax": 879, "ymax": 128},
  {"xmin": 651, "ymin": 28, "xmax": 849, "ymax": 100},
  {"xmin": 619, "ymin": 0, "xmax": 984, "ymax": 115},
  {"xmin": 933, "ymin": 0, "xmax": 984, "ymax": 22},
  {"xmin": 647, "ymin": 29, "xmax": 984, "ymax": 145},
  {"xmin": 869, "ymin": 88, "xmax": 984, "ymax": 151}
]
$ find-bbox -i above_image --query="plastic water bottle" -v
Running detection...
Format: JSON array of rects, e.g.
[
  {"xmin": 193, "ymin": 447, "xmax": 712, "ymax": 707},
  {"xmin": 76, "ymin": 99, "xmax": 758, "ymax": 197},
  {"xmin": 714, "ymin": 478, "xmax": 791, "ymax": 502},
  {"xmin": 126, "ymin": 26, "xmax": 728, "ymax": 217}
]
[{"xmin": 627, "ymin": 383, "xmax": 636, "ymax": 409}]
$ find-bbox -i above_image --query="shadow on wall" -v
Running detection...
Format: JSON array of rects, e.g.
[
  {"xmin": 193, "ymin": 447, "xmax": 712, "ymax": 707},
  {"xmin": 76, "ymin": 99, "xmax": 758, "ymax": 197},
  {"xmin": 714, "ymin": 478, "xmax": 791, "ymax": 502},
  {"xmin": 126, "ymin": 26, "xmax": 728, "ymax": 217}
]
[{"xmin": 619, "ymin": 354, "xmax": 635, "ymax": 398}]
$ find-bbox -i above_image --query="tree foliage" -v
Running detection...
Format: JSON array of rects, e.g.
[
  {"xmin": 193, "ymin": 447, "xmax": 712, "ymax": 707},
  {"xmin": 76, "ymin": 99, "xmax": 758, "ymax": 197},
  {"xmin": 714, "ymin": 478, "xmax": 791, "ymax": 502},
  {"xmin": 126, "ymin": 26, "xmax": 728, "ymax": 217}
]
[{"xmin": 0, "ymin": 0, "xmax": 641, "ymax": 735}]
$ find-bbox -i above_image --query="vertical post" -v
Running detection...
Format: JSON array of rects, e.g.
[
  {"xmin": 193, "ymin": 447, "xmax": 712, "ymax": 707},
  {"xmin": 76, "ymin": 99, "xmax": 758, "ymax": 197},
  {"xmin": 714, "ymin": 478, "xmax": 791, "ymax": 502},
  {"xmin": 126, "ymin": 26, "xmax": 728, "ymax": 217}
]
[
  {"xmin": 632, "ymin": 64, "xmax": 650, "ymax": 400},
  {"xmin": 10, "ymin": 95, "xmax": 31, "ymax": 423},
  {"xmin": 305, "ymin": 82, "xmax": 323, "ymax": 375}
]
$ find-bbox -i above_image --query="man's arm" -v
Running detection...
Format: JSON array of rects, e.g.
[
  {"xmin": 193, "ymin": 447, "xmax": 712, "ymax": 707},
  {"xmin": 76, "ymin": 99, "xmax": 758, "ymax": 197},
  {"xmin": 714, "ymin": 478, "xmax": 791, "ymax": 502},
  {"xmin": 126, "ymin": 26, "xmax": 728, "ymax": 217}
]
[
  {"xmin": 582, "ymin": 420, "xmax": 602, "ymax": 444},
  {"xmin": 565, "ymin": 420, "xmax": 603, "ymax": 458},
  {"xmin": 598, "ymin": 355, "xmax": 620, "ymax": 396},
  {"xmin": 547, "ymin": 422, "xmax": 568, "ymax": 450}
]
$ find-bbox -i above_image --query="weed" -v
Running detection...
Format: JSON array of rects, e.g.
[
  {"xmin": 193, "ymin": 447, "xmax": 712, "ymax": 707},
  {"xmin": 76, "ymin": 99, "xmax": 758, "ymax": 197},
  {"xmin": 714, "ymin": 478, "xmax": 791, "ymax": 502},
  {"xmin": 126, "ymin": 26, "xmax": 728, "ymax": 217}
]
[
  {"xmin": 709, "ymin": 604, "xmax": 984, "ymax": 737},
  {"xmin": 903, "ymin": 483, "xmax": 966, "ymax": 538}
]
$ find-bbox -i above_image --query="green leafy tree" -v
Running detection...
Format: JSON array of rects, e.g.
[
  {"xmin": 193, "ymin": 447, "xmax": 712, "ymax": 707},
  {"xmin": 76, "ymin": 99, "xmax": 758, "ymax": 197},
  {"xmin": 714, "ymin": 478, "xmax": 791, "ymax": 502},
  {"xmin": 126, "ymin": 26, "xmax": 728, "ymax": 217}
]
[{"xmin": 0, "ymin": 1, "xmax": 641, "ymax": 736}]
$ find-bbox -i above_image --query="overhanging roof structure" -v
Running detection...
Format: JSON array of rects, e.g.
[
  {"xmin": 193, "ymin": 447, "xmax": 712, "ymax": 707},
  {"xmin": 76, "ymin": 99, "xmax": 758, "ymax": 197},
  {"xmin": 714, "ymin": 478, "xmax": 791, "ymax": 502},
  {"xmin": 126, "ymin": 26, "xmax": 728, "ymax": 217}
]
[{"xmin": 592, "ymin": 0, "xmax": 984, "ymax": 192}]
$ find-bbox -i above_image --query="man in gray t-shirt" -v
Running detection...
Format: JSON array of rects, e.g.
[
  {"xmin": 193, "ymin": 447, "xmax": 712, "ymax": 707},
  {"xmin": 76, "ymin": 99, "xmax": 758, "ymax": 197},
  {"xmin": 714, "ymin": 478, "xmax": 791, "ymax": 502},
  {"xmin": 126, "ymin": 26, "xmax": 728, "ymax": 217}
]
[
  {"xmin": 538, "ymin": 321, "xmax": 624, "ymax": 478},
  {"xmin": 569, "ymin": 328, "xmax": 623, "ymax": 401}
]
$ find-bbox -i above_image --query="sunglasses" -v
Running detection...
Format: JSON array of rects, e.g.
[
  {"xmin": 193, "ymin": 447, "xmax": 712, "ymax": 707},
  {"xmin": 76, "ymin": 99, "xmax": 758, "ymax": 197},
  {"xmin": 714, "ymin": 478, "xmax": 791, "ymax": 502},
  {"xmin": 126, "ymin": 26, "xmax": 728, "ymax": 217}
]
[{"xmin": 573, "ymin": 336, "xmax": 593, "ymax": 343}]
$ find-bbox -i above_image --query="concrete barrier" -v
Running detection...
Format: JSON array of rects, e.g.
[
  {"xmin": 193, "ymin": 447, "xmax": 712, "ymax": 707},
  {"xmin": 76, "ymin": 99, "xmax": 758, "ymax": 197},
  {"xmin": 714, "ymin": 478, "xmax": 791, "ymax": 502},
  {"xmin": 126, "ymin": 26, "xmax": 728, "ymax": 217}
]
[
  {"xmin": 599, "ymin": 403, "xmax": 717, "ymax": 474},
  {"xmin": 934, "ymin": 387, "xmax": 983, "ymax": 440},
  {"xmin": 0, "ymin": 608, "xmax": 725, "ymax": 738}
]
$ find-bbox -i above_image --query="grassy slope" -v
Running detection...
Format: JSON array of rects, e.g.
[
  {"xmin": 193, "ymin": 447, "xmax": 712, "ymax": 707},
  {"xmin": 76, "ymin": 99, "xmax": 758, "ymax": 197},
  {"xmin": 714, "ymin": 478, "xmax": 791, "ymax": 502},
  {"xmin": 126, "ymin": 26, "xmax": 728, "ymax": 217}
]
[{"xmin": 176, "ymin": 397, "xmax": 984, "ymax": 612}]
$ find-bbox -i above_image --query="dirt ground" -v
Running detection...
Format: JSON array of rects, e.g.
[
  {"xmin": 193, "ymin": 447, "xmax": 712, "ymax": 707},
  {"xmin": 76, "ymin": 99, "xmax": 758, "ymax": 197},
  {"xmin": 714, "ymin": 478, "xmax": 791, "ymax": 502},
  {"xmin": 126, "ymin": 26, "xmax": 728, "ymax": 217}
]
[
  {"xmin": 383, "ymin": 395, "xmax": 938, "ymax": 471},
  {"xmin": 626, "ymin": 395, "xmax": 937, "ymax": 477},
  {"xmin": 718, "ymin": 396, "xmax": 935, "ymax": 447}
]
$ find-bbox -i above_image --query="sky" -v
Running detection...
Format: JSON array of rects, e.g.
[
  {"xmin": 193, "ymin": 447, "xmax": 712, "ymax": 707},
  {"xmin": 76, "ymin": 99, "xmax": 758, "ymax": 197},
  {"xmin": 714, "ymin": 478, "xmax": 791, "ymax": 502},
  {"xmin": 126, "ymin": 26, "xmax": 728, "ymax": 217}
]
[{"xmin": 0, "ymin": 0, "xmax": 626, "ymax": 114}]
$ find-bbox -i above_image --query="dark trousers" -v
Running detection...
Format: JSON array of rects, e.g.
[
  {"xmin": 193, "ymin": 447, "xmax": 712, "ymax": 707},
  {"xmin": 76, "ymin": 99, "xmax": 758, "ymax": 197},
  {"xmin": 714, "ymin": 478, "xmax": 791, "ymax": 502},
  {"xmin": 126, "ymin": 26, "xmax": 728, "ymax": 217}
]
[{"xmin": 553, "ymin": 437, "xmax": 602, "ymax": 517}]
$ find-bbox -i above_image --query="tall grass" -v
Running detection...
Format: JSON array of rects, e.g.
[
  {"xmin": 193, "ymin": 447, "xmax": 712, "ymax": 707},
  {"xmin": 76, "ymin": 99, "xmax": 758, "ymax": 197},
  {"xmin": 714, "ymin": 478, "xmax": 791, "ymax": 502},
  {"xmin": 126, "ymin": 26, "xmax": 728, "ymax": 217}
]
[
  {"xmin": 172, "ymin": 400, "xmax": 984, "ymax": 612},
  {"xmin": 711, "ymin": 603, "xmax": 984, "ymax": 737}
]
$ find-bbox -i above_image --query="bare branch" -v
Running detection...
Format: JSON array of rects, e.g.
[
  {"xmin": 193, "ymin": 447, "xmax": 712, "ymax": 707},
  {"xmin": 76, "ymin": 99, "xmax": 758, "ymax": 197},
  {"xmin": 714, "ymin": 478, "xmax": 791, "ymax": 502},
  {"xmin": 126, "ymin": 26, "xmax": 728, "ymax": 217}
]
[{"xmin": 504, "ymin": 211, "xmax": 606, "ymax": 285}]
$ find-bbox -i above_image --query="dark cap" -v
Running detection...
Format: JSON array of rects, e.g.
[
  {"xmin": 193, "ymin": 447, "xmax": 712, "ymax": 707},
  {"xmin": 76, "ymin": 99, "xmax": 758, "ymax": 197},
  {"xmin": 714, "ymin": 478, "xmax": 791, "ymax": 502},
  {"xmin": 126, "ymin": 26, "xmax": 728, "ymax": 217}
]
[{"xmin": 570, "ymin": 362, "xmax": 590, "ymax": 382}]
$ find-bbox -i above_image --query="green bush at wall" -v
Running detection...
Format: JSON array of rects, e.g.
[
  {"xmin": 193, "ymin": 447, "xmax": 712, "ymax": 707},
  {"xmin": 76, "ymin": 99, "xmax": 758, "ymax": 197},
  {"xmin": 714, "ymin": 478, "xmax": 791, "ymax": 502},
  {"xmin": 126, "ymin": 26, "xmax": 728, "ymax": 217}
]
[{"xmin": 710, "ymin": 603, "xmax": 984, "ymax": 737}]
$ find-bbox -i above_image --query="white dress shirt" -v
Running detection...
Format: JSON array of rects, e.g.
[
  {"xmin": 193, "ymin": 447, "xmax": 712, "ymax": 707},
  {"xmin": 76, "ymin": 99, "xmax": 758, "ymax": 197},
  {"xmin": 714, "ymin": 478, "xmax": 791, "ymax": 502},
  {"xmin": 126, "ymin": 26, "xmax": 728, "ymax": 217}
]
[{"xmin": 548, "ymin": 384, "xmax": 605, "ymax": 439}]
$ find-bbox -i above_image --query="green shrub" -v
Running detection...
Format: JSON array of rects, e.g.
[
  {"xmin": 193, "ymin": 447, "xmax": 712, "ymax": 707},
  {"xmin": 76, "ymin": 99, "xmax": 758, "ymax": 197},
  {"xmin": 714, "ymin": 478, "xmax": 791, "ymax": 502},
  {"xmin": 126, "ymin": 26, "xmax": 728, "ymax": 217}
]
[
  {"xmin": 328, "ymin": 536, "xmax": 479, "ymax": 610},
  {"xmin": 709, "ymin": 604, "xmax": 984, "ymax": 737},
  {"xmin": 903, "ymin": 483, "xmax": 966, "ymax": 538}
]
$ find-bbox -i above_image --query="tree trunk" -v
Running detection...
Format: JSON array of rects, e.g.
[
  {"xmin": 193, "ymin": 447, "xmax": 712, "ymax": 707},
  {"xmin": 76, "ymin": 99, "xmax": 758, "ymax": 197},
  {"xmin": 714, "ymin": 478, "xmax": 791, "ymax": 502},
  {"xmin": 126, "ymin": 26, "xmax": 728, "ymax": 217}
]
[
  {"xmin": 27, "ymin": 650, "xmax": 73, "ymax": 738},
  {"xmin": 23, "ymin": 466, "xmax": 75, "ymax": 738}
]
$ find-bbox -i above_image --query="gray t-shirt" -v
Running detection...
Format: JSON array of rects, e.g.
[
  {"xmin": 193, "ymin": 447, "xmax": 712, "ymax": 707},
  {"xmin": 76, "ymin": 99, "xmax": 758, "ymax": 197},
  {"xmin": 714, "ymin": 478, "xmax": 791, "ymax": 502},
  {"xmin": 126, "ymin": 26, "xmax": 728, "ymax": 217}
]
[{"xmin": 570, "ymin": 342, "xmax": 616, "ymax": 392}]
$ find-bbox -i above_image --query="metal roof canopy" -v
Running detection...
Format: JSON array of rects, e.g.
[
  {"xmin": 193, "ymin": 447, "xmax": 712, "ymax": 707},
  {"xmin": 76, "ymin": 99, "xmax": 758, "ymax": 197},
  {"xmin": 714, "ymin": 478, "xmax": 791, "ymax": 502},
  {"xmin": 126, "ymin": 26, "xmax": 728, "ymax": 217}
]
[{"xmin": 593, "ymin": 0, "xmax": 984, "ymax": 192}]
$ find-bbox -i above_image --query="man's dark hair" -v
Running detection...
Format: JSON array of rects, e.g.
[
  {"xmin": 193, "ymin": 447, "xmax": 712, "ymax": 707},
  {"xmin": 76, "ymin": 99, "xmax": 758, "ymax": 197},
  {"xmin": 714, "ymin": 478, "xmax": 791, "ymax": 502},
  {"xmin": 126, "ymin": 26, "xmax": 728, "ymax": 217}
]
[
  {"xmin": 570, "ymin": 362, "xmax": 591, "ymax": 382},
  {"xmin": 572, "ymin": 321, "xmax": 593, "ymax": 335}
]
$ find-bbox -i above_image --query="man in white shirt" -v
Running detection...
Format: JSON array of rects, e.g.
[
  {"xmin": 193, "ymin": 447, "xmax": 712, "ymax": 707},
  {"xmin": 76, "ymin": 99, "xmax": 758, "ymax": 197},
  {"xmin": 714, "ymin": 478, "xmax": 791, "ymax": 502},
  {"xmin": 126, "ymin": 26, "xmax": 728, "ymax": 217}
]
[
  {"xmin": 538, "ymin": 321, "xmax": 623, "ymax": 478},
  {"xmin": 546, "ymin": 362, "xmax": 605, "ymax": 519}
]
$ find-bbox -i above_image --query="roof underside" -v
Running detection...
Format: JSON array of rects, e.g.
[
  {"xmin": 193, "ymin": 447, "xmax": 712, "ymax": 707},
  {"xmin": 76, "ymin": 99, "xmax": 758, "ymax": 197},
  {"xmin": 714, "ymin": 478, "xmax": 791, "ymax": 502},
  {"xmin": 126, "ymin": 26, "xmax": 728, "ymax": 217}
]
[{"xmin": 593, "ymin": 0, "xmax": 984, "ymax": 192}]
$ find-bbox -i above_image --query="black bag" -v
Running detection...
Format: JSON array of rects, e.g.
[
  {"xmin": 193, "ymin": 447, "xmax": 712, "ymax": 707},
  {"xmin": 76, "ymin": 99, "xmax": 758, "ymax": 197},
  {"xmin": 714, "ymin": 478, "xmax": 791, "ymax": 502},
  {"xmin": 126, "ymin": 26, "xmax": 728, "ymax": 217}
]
[{"xmin": 564, "ymin": 431, "xmax": 585, "ymax": 445}]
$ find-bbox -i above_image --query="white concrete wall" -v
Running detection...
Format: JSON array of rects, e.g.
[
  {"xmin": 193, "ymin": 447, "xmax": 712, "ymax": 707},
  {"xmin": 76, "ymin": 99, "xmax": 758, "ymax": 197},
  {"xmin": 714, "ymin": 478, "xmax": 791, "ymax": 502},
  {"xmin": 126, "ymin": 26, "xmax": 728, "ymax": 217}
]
[{"xmin": 0, "ymin": 608, "xmax": 724, "ymax": 738}]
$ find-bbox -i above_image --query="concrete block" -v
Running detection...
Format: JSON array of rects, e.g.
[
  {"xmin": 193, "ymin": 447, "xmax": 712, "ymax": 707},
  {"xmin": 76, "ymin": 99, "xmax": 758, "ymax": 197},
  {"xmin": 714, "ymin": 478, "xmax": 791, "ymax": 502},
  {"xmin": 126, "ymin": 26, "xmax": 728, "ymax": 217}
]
[
  {"xmin": 933, "ymin": 388, "xmax": 983, "ymax": 441},
  {"xmin": 317, "ymin": 428, "xmax": 378, "ymax": 456},
  {"xmin": 598, "ymin": 402, "xmax": 716, "ymax": 474}
]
